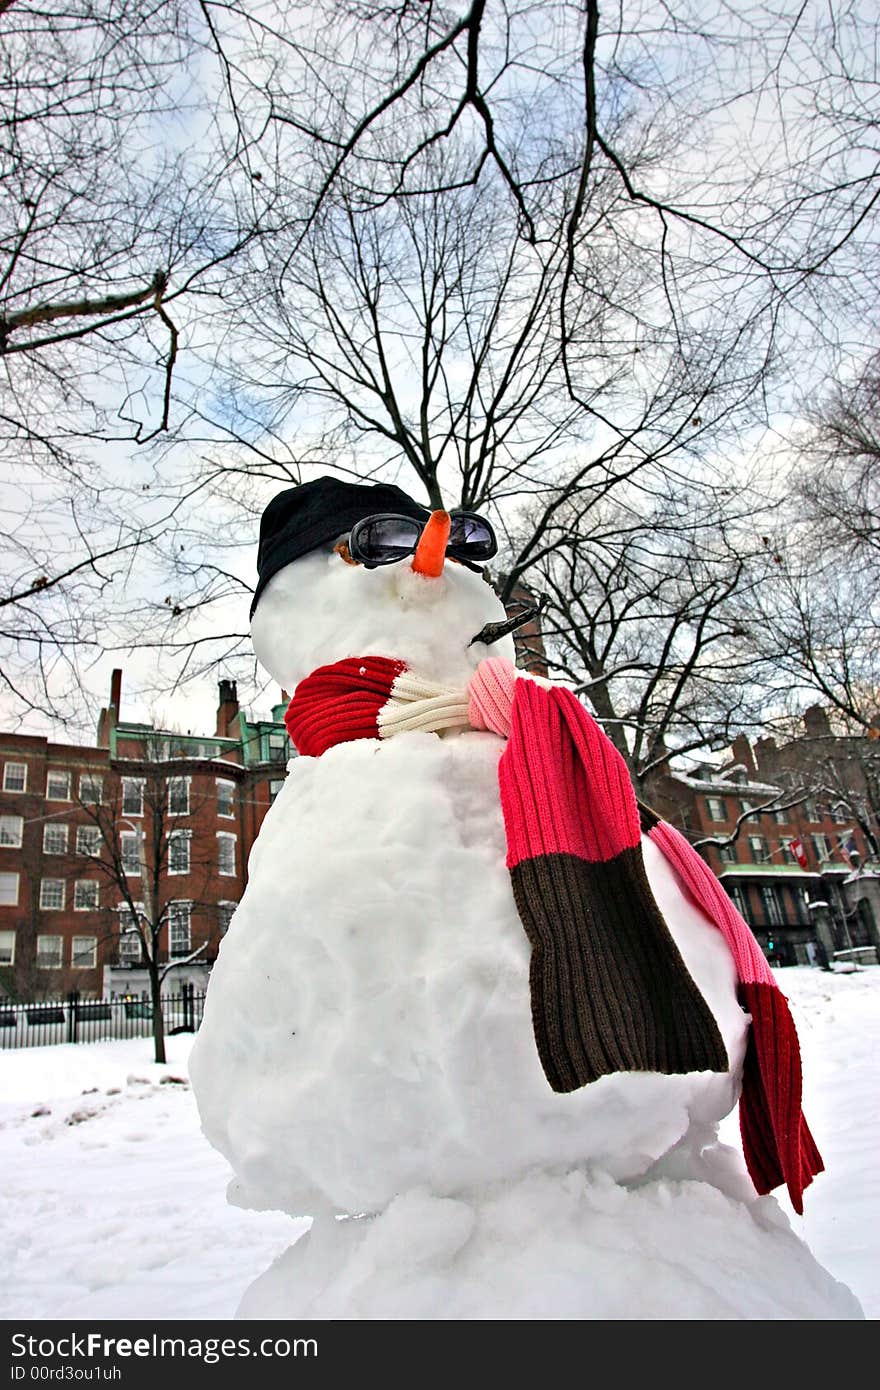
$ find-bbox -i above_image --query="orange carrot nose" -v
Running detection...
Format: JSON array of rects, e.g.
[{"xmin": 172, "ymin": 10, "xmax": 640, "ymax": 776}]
[{"xmin": 411, "ymin": 510, "xmax": 451, "ymax": 578}]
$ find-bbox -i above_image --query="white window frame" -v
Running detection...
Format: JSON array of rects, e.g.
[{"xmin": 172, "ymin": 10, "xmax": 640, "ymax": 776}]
[
  {"xmin": 46, "ymin": 769, "xmax": 70, "ymax": 800},
  {"xmin": 42, "ymin": 822, "xmax": 68, "ymax": 855},
  {"xmin": 216, "ymin": 778, "xmax": 235, "ymax": 818},
  {"xmin": 39, "ymin": 878, "xmax": 65, "ymax": 911},
  {"xmin": 812, "ymin": 833, "xmax": 832, "ymax": 862},
  {"xmin": 120, "ymin": 831, "xmax": 142, "ymax": 875},
  {"xmin": 71, "ymin": 935, "xmax": 97, "ymax": 969},
  {"xmin": 79, "ymin": 773, "xmax": 103, "ymax": 804},
  {"xmin": 3, "ymin": 762, "xmax": 27, "ymax": 793},
  {"xmin": 76, "ymin": 825, "xmax": 102, "ymax": 857},
  {"xmin": 168, "ymin": 900, "xmax": 192, "ymax": 957},
  {"xmin": 717, "ymin": 842, "xmax": 738, "ymax": 864},
  {"xmin": 168, "ymin": 829, "xmax": 191, "ymax": 875},
  {"xmin": 168, "ymin": 776, "xmax": 190, "ymax": 817},
  {"xmin": 0, "ymin": 872, "xmax": 20, "ymax": 907},
  {"xmin": 748, "ymin": 835, "xmax": 770, "ymax": 865},
  {"xmin": 121, "ymin": 777, "xmax": 145, "ymax": 817},
  {"xmin": 0, "ymin": 928, "xmax": 15, "ymax": 964},
  {"xmin": 118, "ymin": 906, "xmax": 144, "ymax": 964},
  {"xmin": 216, "ymin": 831, "xmax": 236, "ymax": 877},
  {"xmin": 0, "ymin": 815, "xmax": 24, "ymax": 848},
  {"xmin": 269, "ymin": 779, "xmax": 284, "ymax": 804},
  {"xmin": 74, "ymin": 880, "xmax": 100, "ymax": 911},
  {"xmin": 36, "ymin": 934, "xmax": 63, "ymax": 968},
  {"xmin": 706, "ymin": 796, "xmax": 726, "ymax": 822}
]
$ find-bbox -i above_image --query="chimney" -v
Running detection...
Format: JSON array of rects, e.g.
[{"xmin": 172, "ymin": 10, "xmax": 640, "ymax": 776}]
[
  {"xmin": 96, "ymin": 668, "xmax": 123, "ymax": 747},
  {"xmin": 754, "ymin": 736, "xmax": 778, "ymax": 773},
  {"xmin": 731, "ymin": 733, "xmax": 756, "ymax": 774},
  {"xmin": 803, "ymin": 706, "xmax": 831, "ymax": 739},
  {"xmin": 216, "ymin": 679, "xmax": 239, "ymax": 738}
]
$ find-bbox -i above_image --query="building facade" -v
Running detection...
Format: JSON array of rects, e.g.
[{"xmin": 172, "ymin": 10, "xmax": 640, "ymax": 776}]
[
  {"xmin": 645, "ymin": 711, "xmax": 880, "ymax": 965},
  {"xmin": 0, "ymin": 671, "xmax": 292, "ymax": 1001}
]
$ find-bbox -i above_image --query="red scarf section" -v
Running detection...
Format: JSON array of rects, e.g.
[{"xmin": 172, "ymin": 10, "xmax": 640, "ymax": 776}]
[{"xmin": 285, "ymin": 655, "xmax": 824, "ymax": 1213}]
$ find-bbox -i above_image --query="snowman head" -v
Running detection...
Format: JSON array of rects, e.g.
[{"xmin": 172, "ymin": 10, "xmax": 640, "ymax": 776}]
[{"xmin": 249, "ymin": 476, "xmax": 516, "ymax": 689}]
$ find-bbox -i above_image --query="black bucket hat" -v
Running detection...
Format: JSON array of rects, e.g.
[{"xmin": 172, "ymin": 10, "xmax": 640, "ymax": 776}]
[{"xmin": 250, "ymin": 476, "xmax": 431, "ymax": 617}]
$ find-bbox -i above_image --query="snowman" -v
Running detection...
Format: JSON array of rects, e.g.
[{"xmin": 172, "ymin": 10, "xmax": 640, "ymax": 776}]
[{"xmin": 190, "ymin": 477, "xmax": 857, "ymax": 1321}]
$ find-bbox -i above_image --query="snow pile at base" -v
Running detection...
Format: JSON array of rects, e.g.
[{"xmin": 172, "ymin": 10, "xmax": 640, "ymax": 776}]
[{"xmin": 239, "ymin": 1166, "xmax": 862, "ymax": 1321}]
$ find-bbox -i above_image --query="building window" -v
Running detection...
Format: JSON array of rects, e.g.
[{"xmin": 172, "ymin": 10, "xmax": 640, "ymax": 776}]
[
  {"xmin": 122, "ymin": 778, "xmax": 144, "ymax": 817},
  {"xmin": 36, "ymin": 934, "xmax": 63, "ymax": 968},
  {"xmin": 79, "ymin": 774, "xmax": 103, "ymax": 804},
  {"xmin": 39, "ymin": 878, "xmax": 65, "ymax": 910},
  {"xmin": 216, "ymin": 779, "xmax": 235, "ymax": 818},
  {"xmin": 77, "ymin": 825, "xmax": 102, "ymax": 857},
  {"xmin": 738, "ymin": 800, "xmax": 758, "ymax": 820},
  {"xmin": 718, "ymin": 842, "xmax": 738, "ymax": 864},
  {"xmin": 168, "ymin": 830, "xmax": 191, "ymax": 875},
  {"xmin": 72, "ymin": 936, "xmax": 97, "ymax": 969},
  {"xmin": 3, "ymin": 762, "xmax": 27, "ymax": 793},
  {"xmin": 802, "ymin": 798, "xmax": 818, "ymax": 822},
  {"xmin": 0, "ymin": 929, "xmax": 15, "ymax": 964},
  {"xmin": 168, "ymin": 777, "xmax": 190, "ymax": 816},
  {"xmin": 218, "ymin": 901, "xmax": 237, "ymax": 937},
  {"xmin": 46, "ymin": 770, "xmax": 70, "ymax": 800},
  {"xmin": 120, "ymin": 832, "xmax": 142, "ymax": 875},
  {"xmin": 706, "ymin": 796, "xmax": 727, "ymax": 822},
  {"xmin": 812, "ymin": 833, "xmax": 832, "ymax": 862},
  {"xmin": 760, "ymin": 885, "xmax": 785, "ymax": 927},
  {"xmin": 772, "ymin": 809, "xmax": 788, "ymax": 825},
  {"xmin": 831, "ymin": 803, "xmax": 849, "ymax": 825},
  {"xmin": 0, "ymin": 815, "xmax": 23, "ymax": 847},
  {"xmin": 781, "ymin": 840, "xmax": 797, "ymax": 865},
  {"xmin": 74, "ymin": 880, "xmax": 100, "ymax": 911},
  {"xmin": 168, "ymin": 900, "xmax": 192, "ymax": 956},
  {"xmin": 118, "ymin": 910, "xmax": 143, "ymax": 964},
  {"xmin": 0, "ymin": 872, "xmax": 20, "ymax": 906},
  {"xmin": 748, "ymin": 835, "xmax": 770, "ymax": 864},
  {"xmin": 268, "ymin": 732, "xmax": 288, "ymax": 763},
  {"xmin": 727, "ymin": 884, "xmax": 750, "ymax": 921},
  {"xmin": 42, "ymin": 823, "xmax": 68, "ymax": 855},
  {"xmin": 217, "ymin": 832, "xmax": 236, "ymax": 877},
  {"xmin": 269, "ymin": 779, "xmax": 285, "ymax": 804}
]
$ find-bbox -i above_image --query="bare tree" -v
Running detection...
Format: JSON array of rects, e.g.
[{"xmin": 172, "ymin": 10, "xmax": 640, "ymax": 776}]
[
  {"xmin": 66, "ymin": 749, "xmax": 221, "ymax": 1062},
  {"xmin": 3, "ymin": 1, "xmax": 880, "ymax": 733},
  {"xmin": 796, "ymin": 353, "xmax": 880, "ymax": 567},
  {"xmin": 502, "ymin": 476, "xmax": 781, "ymax": 793},
  {"xmin": 0, "ymin": 0, "xmax": 264, "ymax": 727}
]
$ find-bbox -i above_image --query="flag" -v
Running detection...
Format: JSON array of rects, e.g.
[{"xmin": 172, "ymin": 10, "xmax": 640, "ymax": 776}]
[{"xmin": 789, "ymin": 836, "xmax": 808, "ymax": 869}]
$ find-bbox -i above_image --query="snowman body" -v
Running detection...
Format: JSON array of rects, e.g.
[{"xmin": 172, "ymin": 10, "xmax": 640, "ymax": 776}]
[{"xmin": 190, "ymin": 549, "xmax": 749, "ymax": 1217}]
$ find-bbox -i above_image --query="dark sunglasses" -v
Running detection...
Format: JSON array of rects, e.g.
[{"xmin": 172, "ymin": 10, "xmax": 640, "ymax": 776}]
[{"xmin": 348, "ymin": 511, "xmax": 497, "ymax": 570}]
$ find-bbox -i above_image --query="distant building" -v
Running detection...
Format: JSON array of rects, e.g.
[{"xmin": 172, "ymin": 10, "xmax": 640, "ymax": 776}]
[
  {"xmin": 645, "ymin": 713, "xmax": 880, "ymax": 966},
  {"xmin": 0, "ymin": 671, "xmax": 292, "ymax": 1001}
]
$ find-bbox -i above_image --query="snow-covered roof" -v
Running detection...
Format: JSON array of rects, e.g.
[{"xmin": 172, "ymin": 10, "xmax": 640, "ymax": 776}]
[{"xmin": 670, "ymin": 772, "xmax": 782, "ymax": 796}]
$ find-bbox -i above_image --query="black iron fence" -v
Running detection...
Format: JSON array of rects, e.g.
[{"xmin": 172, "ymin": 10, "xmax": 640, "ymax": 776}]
[{"xmin": 0, "ymin": 984, "xmax": 205, "ymax": 1050}]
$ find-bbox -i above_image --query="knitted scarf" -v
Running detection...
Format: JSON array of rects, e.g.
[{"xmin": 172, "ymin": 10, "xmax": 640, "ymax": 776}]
[{"xmin": 285, "ymin": 654, "xmax": 823, "ymax": 1213}]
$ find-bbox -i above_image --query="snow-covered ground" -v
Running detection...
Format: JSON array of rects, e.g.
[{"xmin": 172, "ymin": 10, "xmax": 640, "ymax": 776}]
[{"xmin": 0, "ymin": 965, "xmax": 876, "ymax": 1321}]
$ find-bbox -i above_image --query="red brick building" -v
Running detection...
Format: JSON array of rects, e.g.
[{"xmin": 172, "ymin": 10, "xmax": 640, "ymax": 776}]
[
  {"xmin": 645, "ymin": 712, "xmax": 880, "ymax": 965},
  {"xmin": 0, "ymin": 671, "xmax": 292, "ymax": 1001}
]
